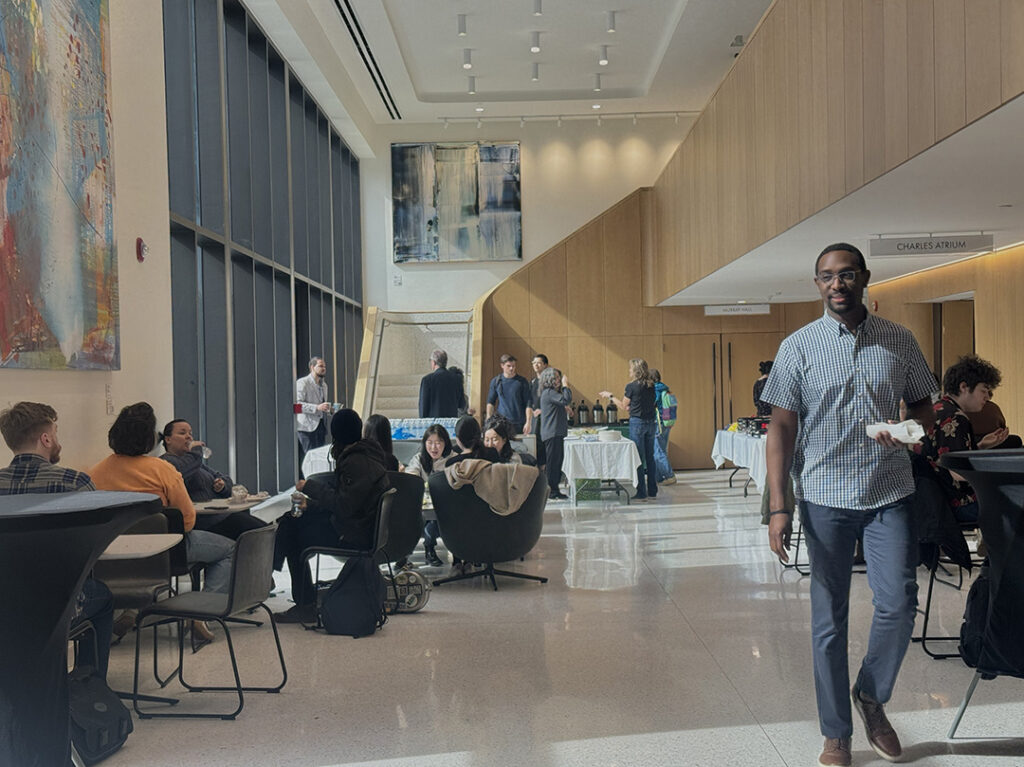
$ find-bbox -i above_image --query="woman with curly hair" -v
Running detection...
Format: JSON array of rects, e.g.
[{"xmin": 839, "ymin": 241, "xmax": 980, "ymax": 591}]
[{"xmin": 601, "ymin": 358, "xmax": 658, "ymax": 501}]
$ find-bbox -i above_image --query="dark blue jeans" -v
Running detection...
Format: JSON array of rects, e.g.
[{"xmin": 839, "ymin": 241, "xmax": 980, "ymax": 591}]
[
  {"xmin": 72, "ymin": 578, "xmax": 114, "ymax": 678},
  {"xmin": 628, "ymin": 418, "xmax": 658, "ymax": 498}
]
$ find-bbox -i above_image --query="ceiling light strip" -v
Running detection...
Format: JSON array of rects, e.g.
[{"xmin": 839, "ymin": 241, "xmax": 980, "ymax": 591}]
[{"xmin": 332, "ymin": 0, "xmax": 401, "ymax": 119}]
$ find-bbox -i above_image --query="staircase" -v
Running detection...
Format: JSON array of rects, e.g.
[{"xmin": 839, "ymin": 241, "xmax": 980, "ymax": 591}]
[{"xmin": 374, "ymin": 373, "xmax": 422, "ymax": 419}]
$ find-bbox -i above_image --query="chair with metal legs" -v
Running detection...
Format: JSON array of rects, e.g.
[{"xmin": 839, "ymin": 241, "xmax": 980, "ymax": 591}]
[{"xmin": 131, "ymin": 524, "xmax": 286, "ymax": 720}]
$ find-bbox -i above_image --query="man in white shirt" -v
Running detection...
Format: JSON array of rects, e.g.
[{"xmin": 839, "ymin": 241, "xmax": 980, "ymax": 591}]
[{"xmin": 296, "ymin": 356, "xmax": 331, "ymax": 466}]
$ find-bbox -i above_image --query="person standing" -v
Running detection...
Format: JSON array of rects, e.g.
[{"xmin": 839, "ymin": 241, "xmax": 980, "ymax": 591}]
[
  {"xmin": 486, "ymin": 354, "xmax": 532, "ymax": 436},
  {"xmin": 529, "ymin": 353, "xmax": 549, "ymax": 468},
  {"xmin": 539, "ymin": 367, "xmax": 572, "ymax": 499},
  {"xmin": 600, "ymin": 358, "xmax": 658, "ymax": 502},
  {"xmin": 296, "ymin": 356, "xmax": 331, "ymax": 466},
  {"xmin": 753, "ymin": 360, "xmax": 773, "ymax": 417},
  {"xmin": 761, "ymin": 242, "xmax": 936, "ymax": 767},
  {"xmin": 418, "ymin": 349, "xmax": 464, "ymax": 418},
  {"xmin": 651, "ymin": 369, "xmax": 676, "ymax": 485}
]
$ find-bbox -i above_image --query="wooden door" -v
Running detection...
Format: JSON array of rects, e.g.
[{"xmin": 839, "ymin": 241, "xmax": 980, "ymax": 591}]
[
  {"xmin": 661, "ymin": 334, "xmax": 721, "ymax": 469},
  {"xmin": 722, "ymin": 332, "xmax": 785, "ymax": 424}
]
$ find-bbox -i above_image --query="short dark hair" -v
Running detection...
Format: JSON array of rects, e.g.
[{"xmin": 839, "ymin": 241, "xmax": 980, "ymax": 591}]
[
  {"xmin": 0, "ymin": 402, "xmax": 57, "ymax": 452},
  {"xmin": 814, "ymin": 242, "xmax": 867, "ymax": 274},
  {"xmin": 499, "ymin": 353, "xmax": 516, "ymax": 364},
  {"xmin": 942, "ymin": 355, "xmax": 1001, "ymax": 396},
  {"xmin": 430, "ymin": 349, "xmax": 448, "ymax": 368},
  {"xmin": 532, "ymin": 353, "xmax": 548, "ymax": 365},
  {"xmin": 483, "ymin": 414, "xmax": 515, "ymax": 461},
  {"xmin": 759, "ymin": 360, "xmax": 774, "ymax": 376},
  {"xmin": 309, "ymin": 356, "xmax": 323, "ymax": 369},
  {"xmin": 108, "ymin": 402, "xmax": 157, "ymax": 456}
]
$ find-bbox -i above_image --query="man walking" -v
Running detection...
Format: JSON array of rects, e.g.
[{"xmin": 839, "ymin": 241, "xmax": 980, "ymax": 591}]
[
  {"xmin": 486, "ymin": 353, "xmax": 532, "ymax": 436},
  {"xmin": 419, "ymin": 349, "xmax": 464, "ymax": 418},
  {"xmin": 296, "ymin": 356, "xmax": 331, "ymax": 466},
  {"xmin": 761, "ymin": 243, "xmax": 936, "ymax": 767},
  {"xmin": 529, "ymin": 353, "xmax": 549, "ymax": 467}
]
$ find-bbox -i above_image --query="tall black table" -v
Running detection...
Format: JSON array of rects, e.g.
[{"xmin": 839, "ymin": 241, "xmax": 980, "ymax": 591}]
[
  {"xmin": 0, "ymin": 491, "xmax": 161, "ymax": 766},
  {"xmin": 938, "ymin": 449, "xmax": 1024, "ymax": 736}
]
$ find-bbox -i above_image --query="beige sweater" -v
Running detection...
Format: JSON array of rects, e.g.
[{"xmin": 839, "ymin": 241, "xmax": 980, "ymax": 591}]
[{"xmin": 443, "ymin": 459, "xmax": 539, "ymax": 515}]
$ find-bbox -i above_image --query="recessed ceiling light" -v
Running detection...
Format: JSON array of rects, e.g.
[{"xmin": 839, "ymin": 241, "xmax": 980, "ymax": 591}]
[
  {"xmin": 737, "ymin": 300, "xmax": 747, "ymax": 304},
  {"xmin": 457, "ymin": 14, "xmax": 467, "ymax": 37},
  {"xmin": 475, "ymin": 106, "xmax": 485, "ymax": 112},
  {"xmin": 599, "ymin": 45, "xmax": 609, "ymax": 66},
  {"xmin": 463, "ymin": 49, "xmax": 473, "ymax": 69},
  {"xmin": 530, "ymin": 31, "xmax": 541, "ymax": 54},
  {"xmin": 467, "ymin": 75, "xmax": 476, "ymax": 95},
  {"xmin": 593, "ymin": 74, "xmax": 602, "ymax": 92},
  {"xmin": 531, "ymin": 62, "xmax": 540, "ymax": 82},
  {"xmin": 592, "ymin": 103, "xmax": 601, "ymax": 109},
  {"xmin": 533, "ymin": 0, "xmax": 543, "ymax": 16},
  {"xmin": 607, "ymin": 11, "xmax": 616, "ymax": 33}
]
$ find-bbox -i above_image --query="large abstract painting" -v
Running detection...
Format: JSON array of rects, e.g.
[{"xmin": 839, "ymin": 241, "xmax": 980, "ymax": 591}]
[
  {"xmin": 392, "ymin": 141, "xmax": 521, "ymax": 263},
  {"xmin": 0, "ymin": 0, "xmax": 119, "ymax": 369}
]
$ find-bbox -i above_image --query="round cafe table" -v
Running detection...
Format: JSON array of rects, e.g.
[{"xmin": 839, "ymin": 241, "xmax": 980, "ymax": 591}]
[{"xmin": 0, "ymin": 491, "xmax": 162, "ymax": 767}]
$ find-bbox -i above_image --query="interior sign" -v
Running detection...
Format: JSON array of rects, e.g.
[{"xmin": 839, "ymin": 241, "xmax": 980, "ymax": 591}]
[
  {"xmin": 870, "ymin": 235, "xmax": 993, "ymax": 257},
  {"xmin": 704, "ymin": 304, "xmax": 771, "ymax": 316}
]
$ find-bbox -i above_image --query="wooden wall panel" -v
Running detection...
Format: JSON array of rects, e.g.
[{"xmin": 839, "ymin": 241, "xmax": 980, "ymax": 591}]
[
  {"xmin": 941, "ymin": 300, "xmax": 975, "ymax": 372},
  {"xmin": 907, "ymin": 0, "xmax": 936, "ymax": 156},
  {"xmin": 933, "ymin": 0, "xmax": 967, "ymax": 140},
  {"xmin": 604, "ymin": 336, "xmax": 646, "ymax": 399},
  {"xmin": 861, "ymin": 0, "xmax": 887, "ymax": 183},
  {"xmin": 529, "ymin": 337, "xmax": 569, "ymax": 380},
  {"xmin": 566, "ymin": 335, "xmax": 606, "ymax": 411},
  {"xmin": 882, "ymin": 0, "xmax": 909, "ymax": 172},
  {"xmin": 647, "ymin": 0, "xmax": 1024, "ymax": 307},
  {"xmin": 1002, "ymin": 0, "xmax": 1024, "ymax": 100},
  {"xmin": 843, "ymin": 0, "xmax": 865, "ymax": 192},
  {"xmin": 603, "ymin": 196, "xmax": 643, "ymax": 334},
  {"xmin": 528, "ymin": 244, "xmax": 567, "ymax": 339},
  {"xmin": 965, "ymin": 0, "xmax": 1002, "ymax": 122},
  {"xmin": 490, "ymin": 271, "xmax": 531, "ymax": 340},
  {"xmin": 566, "ymin": 221, "xmax": 605, "ymax": 337},
  {"xmin": 783, "ymin": 301, "xmax": 822, "ymax": 333}
]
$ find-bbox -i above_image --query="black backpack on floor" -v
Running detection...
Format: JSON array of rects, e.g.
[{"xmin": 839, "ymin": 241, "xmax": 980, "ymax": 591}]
[
  {"xmin": 959, "ymin": 567, "xmax": 990, "ymax": 670},
  {"xmin": 320, "ymin": 555, "xmax": 387, "ymax": 637},
  {"xmin": 68, "ymin": 668, "xmax": 133, "ymax": 765}
]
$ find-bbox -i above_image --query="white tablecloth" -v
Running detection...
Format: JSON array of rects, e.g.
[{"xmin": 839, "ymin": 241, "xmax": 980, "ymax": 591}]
[
  {"xmin": 563, "ymin": 439, "xmax": 641, "ymax": 504},
  {"xmin": 711, "ymin": 430, "xmax": 767, "ymax": 491}
]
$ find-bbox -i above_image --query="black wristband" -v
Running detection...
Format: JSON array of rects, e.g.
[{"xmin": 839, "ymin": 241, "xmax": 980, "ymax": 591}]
[{"xmin": 768, "ymin": 510, "xmax": 792, "ymax": 517}]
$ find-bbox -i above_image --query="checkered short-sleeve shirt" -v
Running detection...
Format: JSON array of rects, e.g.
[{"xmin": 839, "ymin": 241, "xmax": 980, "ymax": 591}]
[{"xmin": 760, "ymin": 312, "xmax": 936, "ymax": 510}]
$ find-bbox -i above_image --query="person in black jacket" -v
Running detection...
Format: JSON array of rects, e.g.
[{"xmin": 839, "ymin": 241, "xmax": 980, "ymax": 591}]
[
  {"xmin": 274, "ymin": 409, "xmax": 390, "ymax": 623},
  {"xmin": 419, "ymin": 349, "xmax": 465, "ymax": 418}
]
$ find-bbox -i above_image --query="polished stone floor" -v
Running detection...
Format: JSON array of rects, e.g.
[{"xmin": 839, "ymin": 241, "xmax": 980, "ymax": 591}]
[{"xmin": 101, "ymin": 469, "xmax": 1024, "ymax": 766}]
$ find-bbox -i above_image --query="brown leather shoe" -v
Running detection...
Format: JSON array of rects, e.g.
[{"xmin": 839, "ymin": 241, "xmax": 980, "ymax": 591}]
[
  {"xmin": 818, "ymin": 737, "xmax": 851, "ymax": 767},
  {"xmin": 852, "ymin": 686, "xmax": 902, "ymax": 762}
]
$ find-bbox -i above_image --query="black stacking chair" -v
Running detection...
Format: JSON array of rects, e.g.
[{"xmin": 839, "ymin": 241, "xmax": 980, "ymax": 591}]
[
  {"xmin": 428, "ymin": 471, "xmax": 548, "ymax": 591},
  {"xmin": 131, "ymin": 524, "xmax": 286, "ymax": 720}
]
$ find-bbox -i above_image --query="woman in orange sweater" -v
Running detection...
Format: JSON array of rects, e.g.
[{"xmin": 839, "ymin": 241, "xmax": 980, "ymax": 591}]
[{"xmin": 91, "ymin": 404, "xmax": 235, "ymax": 609}]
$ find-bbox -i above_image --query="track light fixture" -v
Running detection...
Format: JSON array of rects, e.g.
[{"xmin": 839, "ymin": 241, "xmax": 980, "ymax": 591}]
[
  {"xmin": 597, "ymin": 114, "xmax": 602, "ymax": 126},
  {"xmin": 467, "ymin": 75, "xmax": 476, "ymax": 95},
  {"xmin": 632, "ymin": 113, "xmax": 637, "ymax": 125},
  {"xmin": 557, "ymin": 115, "xmax": 562, "ymax": 127},
  {"xmin": 520, "ymin": 116, "xmax": 526, "ymax": 128},
  {"xmin": 530, "ymin": 31, "xmax": 541, "ymax": 53},
  {"xmin": 607, "ymin": 11, "xmax": 616, "ymax": 33},
  {"xmin": 593, "ymin": 74, "xmax": 602, "ymax": 92},
  {"xmin": 463, "ymin": 49, "xmax": 473, "ymax": 69},
  {"xmin": 457, "ymin": 14, "xmax": 467, "ymax": 36},
  {"xmin": 599, "ymin": 45, "xmax": 609, "ymax": 66},
  {"xmin": 531, "ymin": 62, "xmax": 540, "ymax": 81},
  {"xmin": 476, "ymin": 118, "xmax": 482, "ymax": 129},
  {"xmin": 533, "ymin": 0, "xmax": 542, "ymax": 16}
]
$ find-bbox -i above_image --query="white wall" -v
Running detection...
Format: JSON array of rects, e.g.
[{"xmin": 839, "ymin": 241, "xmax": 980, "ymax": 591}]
[
  {"xmin": 361, "ymin": 117, "xmax": 687, "ymax": 312},
  {"xmin": 0, "ymin": 0, "xmax": 173, "ymax": 471}
]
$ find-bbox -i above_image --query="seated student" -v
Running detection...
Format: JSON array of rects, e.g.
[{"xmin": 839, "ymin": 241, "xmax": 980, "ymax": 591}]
[
  {"xmin": 273, "ymin": 409, "xmax": 390, "ymax": 623},
  {"xmin": 919, "ymin": 355, "xmax": 1005, "ymax": 523},
  {"xmin": 91, "ymin": 403, "xmax": 234, "ymax": 643},
  {"xmin": 446, "ymin": 416, "xmax": 500, "ymax": 465},
  {"xmin": 0, "ymin": 402, "xmax": 115, "ymax": 679},
  {"xmin": 405, "ymin": 424, "xmax": 453, "ymax": 567},
  {"xmin": 159, "ymin": 419, "xmax": 266, "ymax": 540},
  {"xmin": 363, "ymin": 413, "xmax": 400, "ymax": 471},
  {"xmin": 482, "ymin": 414, "xmax": 523, "ymax": 464}
]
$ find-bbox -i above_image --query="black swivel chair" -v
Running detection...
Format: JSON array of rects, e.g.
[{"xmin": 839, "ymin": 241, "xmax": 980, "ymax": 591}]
[
  {"xmin": 381, "ymin": 471, "xmax": 427, "ymax": 565},
  {"xmin": 428, "ymin": 470, "xmax": 548, "ymax": 590}
]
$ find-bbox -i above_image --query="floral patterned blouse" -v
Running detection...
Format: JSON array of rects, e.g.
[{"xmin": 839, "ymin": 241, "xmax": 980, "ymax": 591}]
[{"xmin": 918, "ymin": 394, "xmax": 977, "ymax": 508}]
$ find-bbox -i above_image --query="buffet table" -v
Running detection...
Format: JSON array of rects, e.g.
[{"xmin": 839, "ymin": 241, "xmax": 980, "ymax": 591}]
[
  {"xmin": 563, "ymin": 438, "xmax": 641, "ymax": 506},
  {"xmin": 711, "ymin": 430, "xmax": 767, "ymax": 495}
]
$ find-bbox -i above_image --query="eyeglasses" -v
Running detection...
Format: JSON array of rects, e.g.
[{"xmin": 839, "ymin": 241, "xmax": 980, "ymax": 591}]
[{"xmin": 815, "ymin": 269, "xmax": 861, "ymax": 285}]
